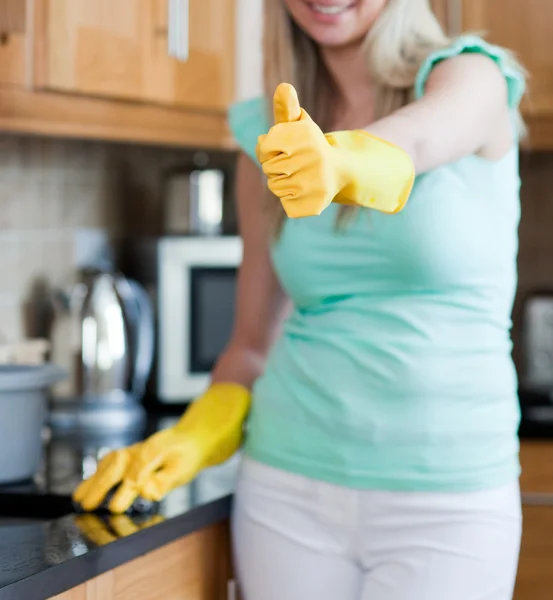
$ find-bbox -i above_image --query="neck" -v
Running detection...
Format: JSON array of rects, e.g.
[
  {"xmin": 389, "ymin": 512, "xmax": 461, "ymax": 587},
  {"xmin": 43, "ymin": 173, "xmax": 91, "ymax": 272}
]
[{"xmin": 319, "ymin": 42, "xmax": 374, "ymax": 120}]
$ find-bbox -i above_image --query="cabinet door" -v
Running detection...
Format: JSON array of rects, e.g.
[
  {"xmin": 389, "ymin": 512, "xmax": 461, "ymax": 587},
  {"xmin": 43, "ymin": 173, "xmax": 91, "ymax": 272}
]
[
  {"xmin": 447, "ymin": 0, "xmax": 553, "ymax": 118},
  {"xmin": 0, "ymin": 0, "xmax": 28, "ymax": 86},
  {"xmin": 41, "ymin": 0, "xmax": 234, "ymax": 111},
  {"xmin": 515, "ymin": 505, "xmax": 553, "ymax": 600},
  {"xmin": 516, "ymin": 443, "xmax": 553, "ymax": 599},
  {"xmin": 145, "ymin": 0, "xmax": 235, "ymax": 111},
  {"xmin": 49, "ymin": 521, "xmax": 233, "ymax": 600}
]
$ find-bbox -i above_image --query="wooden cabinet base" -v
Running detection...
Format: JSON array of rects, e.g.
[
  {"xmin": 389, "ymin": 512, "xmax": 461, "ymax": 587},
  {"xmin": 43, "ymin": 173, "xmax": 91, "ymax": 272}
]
[
  {"xmin": 520, "ymin": 441, "xmax": 553, "ymax": 494},
  {"xmin": 0, "ymin": 87, "xmax": 235, "ymax": 150},
  {"xmin": 514, "ymin": 505, "xmax": 553, "ymax": 600},
  {"xmin": 515, "ymin": 442, "xmax": 553, "ymax": 599},
  {"xmin": 50, "ymin": 521, "xmax": 233, "ymax": 600},
  {"xmin": 522, "ymin": 116, "xmax": 553, "ymax": 152}
]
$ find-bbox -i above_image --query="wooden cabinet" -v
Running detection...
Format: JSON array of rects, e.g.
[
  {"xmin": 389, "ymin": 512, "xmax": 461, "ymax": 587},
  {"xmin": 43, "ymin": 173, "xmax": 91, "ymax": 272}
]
[
  {"xmin": 0, "ymin": 33, "xmax": 26, "ymax": 87},
  {"xmin": 461, "ymin": 1, "xmax": 553, "ymax": 114},
  {"xmin": 515, "ymin": 442, "xmax": 553, "ymax": 600},
  {"xmin": 49, "ymin": 521, "xmax": 234, "ymax": 600},
  {"xmin": 41, "ymin": 0, "xmax": 234, "ymax": 111},
  {"xmin": 515, "ymin": 505, "xmax": 553, "ymax": 600},
  {"xmin": 0, "ymin": 0, "xmax": 235, "ymax": 148},
  {"xmin": 431, "ymin": 0, "xmax": 553, "ymax": 148},
  {"xmin": 0, "ymin": 0, "xmax": 27, "ymax": 86}
]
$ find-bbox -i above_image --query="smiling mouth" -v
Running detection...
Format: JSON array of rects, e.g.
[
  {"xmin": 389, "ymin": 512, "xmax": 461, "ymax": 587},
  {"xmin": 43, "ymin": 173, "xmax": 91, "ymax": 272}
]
[{"xmin": 307, "ymin": 2, "xmax": 356, "ymax": 15}]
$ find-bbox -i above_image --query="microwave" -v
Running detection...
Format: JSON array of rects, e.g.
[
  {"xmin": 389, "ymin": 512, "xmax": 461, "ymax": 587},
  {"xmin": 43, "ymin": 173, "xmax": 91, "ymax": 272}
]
[{"xmin": 116, "ymin": 236, "xmax": 242, "ymax": 403}]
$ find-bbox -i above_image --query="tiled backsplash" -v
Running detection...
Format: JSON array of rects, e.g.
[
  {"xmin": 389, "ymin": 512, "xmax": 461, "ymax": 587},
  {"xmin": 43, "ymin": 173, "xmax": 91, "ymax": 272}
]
[
  {"xmin": 0, "ymin": 134, "xmax": 551, "ymax": 377},
  {"xmin": 0, "ymin": 134, "xmax": 234, "ymax": 347}
]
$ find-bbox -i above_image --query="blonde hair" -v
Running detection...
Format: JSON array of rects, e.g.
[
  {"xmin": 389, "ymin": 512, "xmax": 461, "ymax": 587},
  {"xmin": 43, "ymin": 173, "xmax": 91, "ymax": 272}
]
[{"xmin": 262, "ymin": 0, "xmax": 526, "ymax": 234}]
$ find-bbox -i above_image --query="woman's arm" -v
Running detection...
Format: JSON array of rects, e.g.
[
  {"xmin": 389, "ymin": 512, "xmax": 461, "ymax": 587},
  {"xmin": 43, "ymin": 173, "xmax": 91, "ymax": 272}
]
[
  {"xmin": 367, "ymin": 54, "xmax": 514, "ymax": 174},
  {"xmin": 211, "ymin": 152, "xmax": 289, "ymax": 388}
]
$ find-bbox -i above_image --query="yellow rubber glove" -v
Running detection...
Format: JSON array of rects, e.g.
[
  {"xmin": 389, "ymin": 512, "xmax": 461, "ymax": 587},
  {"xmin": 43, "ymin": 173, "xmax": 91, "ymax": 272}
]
[
  {"xmin": 256, "ymin": 83, "xmax": 415, "ymax": 218},
  {"xmin": 72, "ymin": 383, "xmax": 251, "ymax": 514}
]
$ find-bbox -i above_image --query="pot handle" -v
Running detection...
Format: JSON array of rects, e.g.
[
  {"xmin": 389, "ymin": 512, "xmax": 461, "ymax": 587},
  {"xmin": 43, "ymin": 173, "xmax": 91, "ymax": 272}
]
[{"xmin": 126, "ymin": 280, "xmax": 155, "ymax": 401}]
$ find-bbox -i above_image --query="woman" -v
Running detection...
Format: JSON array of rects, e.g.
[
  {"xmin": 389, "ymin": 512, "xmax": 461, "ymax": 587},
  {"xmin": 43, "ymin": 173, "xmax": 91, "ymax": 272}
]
[{"xmin": 74, "ymin": 0, "xmax": 526, "ymax": 598}]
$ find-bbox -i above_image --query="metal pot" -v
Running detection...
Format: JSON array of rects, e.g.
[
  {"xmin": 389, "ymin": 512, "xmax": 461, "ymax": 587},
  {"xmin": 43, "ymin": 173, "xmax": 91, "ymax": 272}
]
[
  {"xmin": 162, "ymin": 157, "xmax": 229, "ymax": 236},
  {"xmin": 0, "ymin": 364, "xmax": 66, "ymax": 484}
]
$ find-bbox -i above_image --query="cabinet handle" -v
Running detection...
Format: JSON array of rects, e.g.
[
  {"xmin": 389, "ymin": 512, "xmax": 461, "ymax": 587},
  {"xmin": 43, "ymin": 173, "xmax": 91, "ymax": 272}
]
[
  {"xmin": 447, "ymin": 0, "xmax": 462, "ymax": 36},
  {"xmin": 168, "ymin": 0, "xmax": 189, "ymax": 61}
]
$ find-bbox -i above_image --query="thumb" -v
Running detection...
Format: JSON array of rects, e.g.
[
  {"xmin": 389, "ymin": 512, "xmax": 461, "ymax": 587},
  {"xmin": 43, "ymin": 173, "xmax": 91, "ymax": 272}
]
[{"xmin": 273, "ymin": 83, "xmax": 302, "ymax": 124}]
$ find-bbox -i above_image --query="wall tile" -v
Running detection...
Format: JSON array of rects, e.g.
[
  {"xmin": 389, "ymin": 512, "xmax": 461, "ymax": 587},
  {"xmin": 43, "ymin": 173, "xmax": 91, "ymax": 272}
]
[
  {"xmin": 38, "ymin": 179, "xmax": 66, "ymax": 229},
  {"xmin": 0, "ymin": 300, "xmax": 23, "ymax": 343},
  {"xmin": 0, "ymin": 177, "xmax": 25, "ymax": 229},
  {"xmin": 0, "ymin": 136, "xmax": 23, "ymax": 176},
  {"xmin": 0, "ymin": 132, "xmax": 235, "ymax": 392},
  {"xmin": 0, "ymin": 232, "xmax": 21, "ymax": 297},
  {"xmin": 62, "ymin": 182, "xmax": 104, "ymax": 229},
  {"xmin": 19, "ymin": 237, "xmax": 46, "ymax": 291}
]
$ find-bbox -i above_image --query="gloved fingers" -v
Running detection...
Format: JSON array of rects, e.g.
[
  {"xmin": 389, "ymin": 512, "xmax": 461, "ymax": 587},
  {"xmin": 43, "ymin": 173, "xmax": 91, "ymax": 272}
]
[
  {"xmin": 267, "ymin": 175, "xmax": 302, "ymax": 201},
  {"xmin": 73, "ymin": 460, "xmax": 109, "ymax": 505},
  {"xmin": 124, "ymin": 436, "xmax": 168, "ymax": 485},
  {"xmin": 139, "ymin": 465, "xmax": 184, "ymax": 501},
  {"xmin": 108, "ymin": 479, "xmax": 140, "ymax": 514},
  {"xmin": 73, "ymin": 449, "xmax": 124, "ymax": 503},
  {"xmin": 72, "ymin": 479, "xmax": 92, "ymax": 506},
  {"xmin": 108, "ymin": 441, "xmax": 169, "ymax": 513},
  {"xmin": 257, "ymin": 120, "xmax": 321, "ymax": 166},
  {"xmin": 255, "ymin": 135, "xmax": 266, "ymax": 163},
  {"xmin": 256, "ymin": 133, "xmax": 283, "ymax": 164},
  {"xmin": 139, "ymin": 453, "xmax": 201, "ymax": 501},
  {"xmin": 260, "ymin": 153, "xmax": 294, "ymax": 179},
  {"xmin": 257, "ymin": 124, "xmax": 299, "ymax": 163},
  {"xmin": 74, "ymin": 450, "xmax": 131, "ymax": 511}
]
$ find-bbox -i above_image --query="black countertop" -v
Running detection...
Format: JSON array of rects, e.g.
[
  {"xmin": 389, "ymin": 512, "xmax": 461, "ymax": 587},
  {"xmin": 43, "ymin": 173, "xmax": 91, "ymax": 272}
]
[{"xmin": 0, "ymin": 415, "xmax": 238, "ymax": 600}]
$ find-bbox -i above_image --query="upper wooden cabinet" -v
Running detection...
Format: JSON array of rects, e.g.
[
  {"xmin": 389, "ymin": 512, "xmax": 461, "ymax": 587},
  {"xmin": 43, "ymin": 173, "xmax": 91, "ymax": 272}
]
[
  {"xmin": 432, "ymin": 0, "xmax": 553, "ymax": 148},
  {"xmin": 0, "ymin": 0, "xmax": 235, "ymax": 148},
  {"xmin": 0, "ymin": 0, "xmax": 27, "ymax": 86},
  {"xmin": 461, "ymin": 1, "xmax": 553, "ymax": 117},
  {"xmin": 41, "ymin": 0, "xmax": 234, "ymax": 111}
]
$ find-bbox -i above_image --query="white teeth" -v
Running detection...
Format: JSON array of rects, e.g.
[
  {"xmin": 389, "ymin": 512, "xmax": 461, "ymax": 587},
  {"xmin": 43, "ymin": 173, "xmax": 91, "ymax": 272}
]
[{"xmin": 310, "ymin": 3, "xmax": 348, "ymax": 15}]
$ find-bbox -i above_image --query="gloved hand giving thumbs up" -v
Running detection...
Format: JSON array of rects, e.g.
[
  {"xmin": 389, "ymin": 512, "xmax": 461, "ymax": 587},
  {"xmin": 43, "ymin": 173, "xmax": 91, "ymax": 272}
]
[{"xmin": 256, "ymin": 83, "xmax": 415, "ymax": 219}]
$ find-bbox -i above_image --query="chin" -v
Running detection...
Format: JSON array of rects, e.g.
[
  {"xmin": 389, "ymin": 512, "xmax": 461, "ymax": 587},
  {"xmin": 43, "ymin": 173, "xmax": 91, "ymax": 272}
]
[
  {"xmin": 305, "ymin": 26, "xmax": 365, "ymax": 49},
  {"xmin": 283, "ymin": 0, "xmax": 387, "ymax": 48}
]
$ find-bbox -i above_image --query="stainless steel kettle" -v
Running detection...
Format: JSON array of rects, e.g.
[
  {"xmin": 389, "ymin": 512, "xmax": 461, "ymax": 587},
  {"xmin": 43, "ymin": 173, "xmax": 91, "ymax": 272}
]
[{"xmin": 74, "ymin": 269, "xmax": 154, "ymax": 404}]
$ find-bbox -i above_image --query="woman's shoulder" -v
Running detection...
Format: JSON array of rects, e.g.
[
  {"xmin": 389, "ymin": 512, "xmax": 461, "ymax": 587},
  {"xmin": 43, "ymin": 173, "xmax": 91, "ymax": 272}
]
[
  {"xmin": 228, "ymin": 96, "xmax": 271, "ymax": 163},
  {"xmin": 414, "ymin": 34, "xmax": 526, "ymax": 109}
]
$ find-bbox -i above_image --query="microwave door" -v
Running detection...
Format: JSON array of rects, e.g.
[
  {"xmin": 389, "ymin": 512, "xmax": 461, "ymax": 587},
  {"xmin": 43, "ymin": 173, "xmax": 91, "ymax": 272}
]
[
  {"xmin": 158, "ymin": 237, "xmax": 242, "ymax": 402},
  {"xmin": 189, "ymin": 266, "xmax": 237, "ymax": 373}
]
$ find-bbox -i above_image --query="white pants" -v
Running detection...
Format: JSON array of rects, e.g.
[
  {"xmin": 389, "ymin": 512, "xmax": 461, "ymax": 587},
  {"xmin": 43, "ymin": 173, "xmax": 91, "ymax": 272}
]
[{"xmin": 232, "ymin": 458, "xmax": 522, "ymax": 600}]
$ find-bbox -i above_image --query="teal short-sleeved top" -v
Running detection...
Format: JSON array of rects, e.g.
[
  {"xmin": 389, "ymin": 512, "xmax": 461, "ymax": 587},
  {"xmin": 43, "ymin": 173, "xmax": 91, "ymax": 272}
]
[{"xmin": 228, "ymin": 36, "xmax": 526, "ymax": 492}]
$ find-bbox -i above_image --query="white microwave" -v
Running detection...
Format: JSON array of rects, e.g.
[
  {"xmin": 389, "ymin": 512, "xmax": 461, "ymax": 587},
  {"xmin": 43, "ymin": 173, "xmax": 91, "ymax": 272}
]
[{"xmin": 117, "ymin": 236, "xmax": 242, "ymax": 403}]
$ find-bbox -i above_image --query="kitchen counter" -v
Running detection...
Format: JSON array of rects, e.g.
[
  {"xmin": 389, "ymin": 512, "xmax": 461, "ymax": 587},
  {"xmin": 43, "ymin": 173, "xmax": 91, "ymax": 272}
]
[
  {"xmin": 2, "ymin": 415, "xmax": 553, "ymax": 600},
  {"xmin": 0, "ymin": 415, "xmax": 238, "ymax": 600}
]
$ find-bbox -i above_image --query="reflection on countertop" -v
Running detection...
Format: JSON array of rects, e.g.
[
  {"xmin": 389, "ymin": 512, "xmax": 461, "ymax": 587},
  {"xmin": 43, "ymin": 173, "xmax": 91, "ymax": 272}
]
[{"xmin": 0, "ymin": 415, "xmax": 239, "ymax": 600}]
